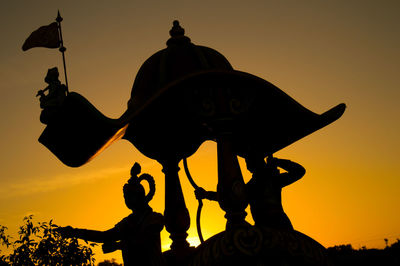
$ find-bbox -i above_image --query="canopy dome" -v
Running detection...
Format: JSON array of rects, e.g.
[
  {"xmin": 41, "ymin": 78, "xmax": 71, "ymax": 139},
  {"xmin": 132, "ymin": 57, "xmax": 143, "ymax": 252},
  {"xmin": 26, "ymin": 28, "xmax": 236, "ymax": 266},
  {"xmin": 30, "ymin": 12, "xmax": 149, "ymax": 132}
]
[
  {"xmin": 121, "ymin": 21, "xmax": 345, "ymax": 162},
  {"xmin": 126, "ymin": 20, "xmax": 233, "ymax": 115}
]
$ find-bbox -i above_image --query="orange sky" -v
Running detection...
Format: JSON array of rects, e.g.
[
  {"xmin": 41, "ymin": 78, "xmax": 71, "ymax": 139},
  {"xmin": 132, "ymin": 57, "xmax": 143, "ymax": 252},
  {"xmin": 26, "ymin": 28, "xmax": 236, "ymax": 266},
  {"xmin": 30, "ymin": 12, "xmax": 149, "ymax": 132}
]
[{"xmin": 0, "ymin": 0, "xmax": 399, "ymax": 263}]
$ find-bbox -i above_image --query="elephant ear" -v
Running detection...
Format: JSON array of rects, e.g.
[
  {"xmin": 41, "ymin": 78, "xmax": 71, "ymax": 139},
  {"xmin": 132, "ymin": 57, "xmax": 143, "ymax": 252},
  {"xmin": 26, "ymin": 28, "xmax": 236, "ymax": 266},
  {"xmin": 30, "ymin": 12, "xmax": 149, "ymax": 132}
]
[{"xmin": 138, "ymin": 173, "xmax": 156, "ymax": 203}]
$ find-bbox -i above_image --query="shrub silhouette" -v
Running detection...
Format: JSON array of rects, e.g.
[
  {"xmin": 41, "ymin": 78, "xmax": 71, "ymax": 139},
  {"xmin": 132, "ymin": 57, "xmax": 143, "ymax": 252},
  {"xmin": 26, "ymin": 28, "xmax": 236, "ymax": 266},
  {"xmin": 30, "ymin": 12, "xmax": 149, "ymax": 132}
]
[
  {"xmin": 327, "ymin": 240, "xmax": 400, "ymax": 266},
  {"xmin": 0, "ymin": 215, "xmax": 95, "ymax": 265},
  {"xmin": 97, "ymin": 258, "xmax": 122, "ymax": 266}
]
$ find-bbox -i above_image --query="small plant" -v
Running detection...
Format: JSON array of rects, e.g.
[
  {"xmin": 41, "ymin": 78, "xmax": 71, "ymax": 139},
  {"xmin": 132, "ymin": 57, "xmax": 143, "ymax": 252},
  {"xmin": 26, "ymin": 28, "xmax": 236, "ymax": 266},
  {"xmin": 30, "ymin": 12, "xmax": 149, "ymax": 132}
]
[{"xmin": 0, "ymin": 215, "xmax": 96, "ymax": 265}]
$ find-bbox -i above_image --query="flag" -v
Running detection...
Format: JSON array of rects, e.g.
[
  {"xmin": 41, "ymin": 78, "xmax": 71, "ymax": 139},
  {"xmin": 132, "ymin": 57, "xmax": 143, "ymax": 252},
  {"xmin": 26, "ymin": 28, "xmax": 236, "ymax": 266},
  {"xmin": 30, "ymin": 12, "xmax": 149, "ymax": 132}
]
[{"xmin": 22, "ymin": 22, "xmax": 60, "ymax": 51}]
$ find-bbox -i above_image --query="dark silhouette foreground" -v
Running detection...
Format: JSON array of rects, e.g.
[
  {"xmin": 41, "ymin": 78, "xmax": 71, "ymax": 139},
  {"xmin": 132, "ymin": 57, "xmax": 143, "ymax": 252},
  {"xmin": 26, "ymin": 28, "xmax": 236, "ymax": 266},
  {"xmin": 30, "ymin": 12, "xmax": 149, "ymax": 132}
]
[
  {"xmin": 2, "ymin": 217, "xmax": 399, "ymax": 265},
  {"xmin": 327, "ymin": 242, "xmax": 400, "ymax": 266}
]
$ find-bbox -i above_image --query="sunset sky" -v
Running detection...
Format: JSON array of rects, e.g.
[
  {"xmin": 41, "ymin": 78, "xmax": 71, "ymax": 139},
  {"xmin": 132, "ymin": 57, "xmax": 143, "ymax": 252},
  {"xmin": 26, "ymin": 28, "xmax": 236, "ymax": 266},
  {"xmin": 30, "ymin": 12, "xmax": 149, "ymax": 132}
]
[{"xmin": 0, "ymin": 0, "xmax": 399, "ymax": 263}]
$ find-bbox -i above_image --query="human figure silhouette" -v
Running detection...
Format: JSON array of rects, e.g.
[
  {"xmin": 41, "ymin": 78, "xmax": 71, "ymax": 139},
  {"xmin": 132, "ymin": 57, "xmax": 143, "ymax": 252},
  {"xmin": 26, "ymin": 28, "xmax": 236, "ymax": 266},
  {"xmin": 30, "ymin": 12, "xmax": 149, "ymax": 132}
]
[
  {"xmin": 58, "ymin": 163, "xmax": 165, "ymax": 266},
  {"xmin": 245, "ymin": 154, "xmax": 305, "ymax": 229},
  {"xmin": 36, "ymin": 67, "xmax": 67, "ymax": 124},
  {"xmin": 195, "ymin": 154, "xmax": 305, "ymax": 230},
  {"xmin": 37, "ymin": 67, "xmax": 67, "ymax": 108}
]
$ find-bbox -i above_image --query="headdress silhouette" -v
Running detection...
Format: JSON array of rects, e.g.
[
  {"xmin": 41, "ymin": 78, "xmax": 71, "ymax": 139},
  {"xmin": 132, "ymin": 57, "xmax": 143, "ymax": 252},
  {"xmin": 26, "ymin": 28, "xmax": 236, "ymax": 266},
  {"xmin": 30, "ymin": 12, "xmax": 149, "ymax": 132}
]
[{"xmin": 123, "ymin": 162, "xmax": 155, "ymax": 204}]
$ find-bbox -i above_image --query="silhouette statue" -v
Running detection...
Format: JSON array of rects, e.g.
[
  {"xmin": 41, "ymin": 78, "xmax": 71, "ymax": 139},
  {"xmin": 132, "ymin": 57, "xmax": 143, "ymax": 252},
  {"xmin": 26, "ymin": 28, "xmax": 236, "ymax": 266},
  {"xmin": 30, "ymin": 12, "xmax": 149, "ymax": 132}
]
[
  {"xmin": 245, "ymin": 154, "xmax": 305, "ymax": 229},
  {"xmin": 32, "ymin": 20, "xmax": 345, "ymax": 265},
  {"xmin": 36, "ymin": 67, "xmax": 67, "ymax": 124},
  {"xmin": 58, "ymin": 163, "xmax": 165, "ymax": 266},
  {"xmin": 195, "ymin": 154, "xmax": 304, "ymax": 229}
]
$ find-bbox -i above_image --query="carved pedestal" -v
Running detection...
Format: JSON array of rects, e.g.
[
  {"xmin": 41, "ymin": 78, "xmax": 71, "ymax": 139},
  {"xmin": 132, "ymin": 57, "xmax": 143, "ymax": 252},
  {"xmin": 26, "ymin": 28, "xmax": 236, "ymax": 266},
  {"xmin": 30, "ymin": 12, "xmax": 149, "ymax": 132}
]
[{"xmin": 162, "ymin": 159, "xmax": 195, "ymax": 265}]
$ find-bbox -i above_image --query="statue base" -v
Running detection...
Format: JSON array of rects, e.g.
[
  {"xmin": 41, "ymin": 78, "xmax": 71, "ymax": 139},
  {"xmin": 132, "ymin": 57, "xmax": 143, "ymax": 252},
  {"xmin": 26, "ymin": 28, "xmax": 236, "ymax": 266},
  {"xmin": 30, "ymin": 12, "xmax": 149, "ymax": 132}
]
[{"xmin": 182, "ymin": 225, "xmax": 332, "ymax": 266}]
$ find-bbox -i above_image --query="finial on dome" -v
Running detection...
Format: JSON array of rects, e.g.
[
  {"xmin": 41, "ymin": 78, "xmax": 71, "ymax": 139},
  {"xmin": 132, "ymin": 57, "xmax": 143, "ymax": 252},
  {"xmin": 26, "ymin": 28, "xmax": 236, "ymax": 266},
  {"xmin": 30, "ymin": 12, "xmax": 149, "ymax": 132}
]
[
  {"xmin": 167, "ymin": 20, "xmax": 191, "ymax": 46},
  {"xmin": 169, "ymin": 20, "xmax": 184, "ymax": 37}
]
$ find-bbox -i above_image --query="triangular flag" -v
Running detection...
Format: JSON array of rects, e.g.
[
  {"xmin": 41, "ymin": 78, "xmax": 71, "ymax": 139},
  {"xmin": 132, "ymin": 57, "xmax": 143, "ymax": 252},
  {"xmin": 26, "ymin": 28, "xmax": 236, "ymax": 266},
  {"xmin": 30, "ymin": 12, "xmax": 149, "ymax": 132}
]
[{"xmin": 22, "ymin": 22, "xmax": 60, "ymax": 51}]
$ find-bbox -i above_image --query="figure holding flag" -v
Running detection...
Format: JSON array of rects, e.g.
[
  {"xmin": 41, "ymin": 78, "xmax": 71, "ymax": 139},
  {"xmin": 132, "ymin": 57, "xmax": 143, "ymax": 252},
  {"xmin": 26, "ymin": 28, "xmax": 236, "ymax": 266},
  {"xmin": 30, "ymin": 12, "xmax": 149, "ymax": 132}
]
[
  {"xmin": 36, "ymin": 67, "xmax": 67, "ymax": 124},
  {"xmin": 22, "ymin": 11, "xmax": 129, "ymax": 167},
  {"xmin": 22, "ymin": 11, "xmax": 69, "ymax": 92}
]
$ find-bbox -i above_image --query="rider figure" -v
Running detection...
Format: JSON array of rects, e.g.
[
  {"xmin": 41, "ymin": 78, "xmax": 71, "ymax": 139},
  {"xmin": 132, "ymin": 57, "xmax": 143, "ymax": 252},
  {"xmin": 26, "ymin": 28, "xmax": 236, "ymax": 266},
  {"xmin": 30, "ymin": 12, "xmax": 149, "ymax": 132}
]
[
  {"xmin": 37, "ymin": 67, "xmax": 67, "ymax": 124},
  {"xmin": 37, "ymin": 67, "xmax": 67, "ymax": 109}
]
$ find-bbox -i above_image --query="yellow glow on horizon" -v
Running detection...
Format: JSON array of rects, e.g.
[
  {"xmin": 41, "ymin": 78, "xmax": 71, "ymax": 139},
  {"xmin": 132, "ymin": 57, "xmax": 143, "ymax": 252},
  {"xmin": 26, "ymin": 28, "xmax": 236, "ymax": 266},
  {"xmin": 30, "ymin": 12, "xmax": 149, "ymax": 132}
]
[
  {"xmin": 161, "ymin": 236, "xmax": 201, "ymax": 251},
  {"xmin": 187, "ymin": 236, "xmax": 202, "ymax": 248}
]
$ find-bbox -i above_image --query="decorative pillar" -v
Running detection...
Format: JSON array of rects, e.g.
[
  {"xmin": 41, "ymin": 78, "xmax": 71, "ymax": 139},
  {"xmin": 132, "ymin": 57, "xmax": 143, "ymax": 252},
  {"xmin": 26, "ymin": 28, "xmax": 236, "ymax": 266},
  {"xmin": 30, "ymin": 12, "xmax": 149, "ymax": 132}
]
[{"xmin": 161, "ymin": 158, "xmax": 190, "ymax": 251}]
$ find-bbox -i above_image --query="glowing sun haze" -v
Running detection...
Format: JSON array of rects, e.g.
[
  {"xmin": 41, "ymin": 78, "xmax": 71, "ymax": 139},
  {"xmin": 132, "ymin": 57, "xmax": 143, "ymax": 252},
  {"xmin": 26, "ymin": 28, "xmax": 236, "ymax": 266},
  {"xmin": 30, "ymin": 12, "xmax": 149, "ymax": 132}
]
[{"xmin": 0, "ymin": 0, "xmax": 399, "ymax": 263}]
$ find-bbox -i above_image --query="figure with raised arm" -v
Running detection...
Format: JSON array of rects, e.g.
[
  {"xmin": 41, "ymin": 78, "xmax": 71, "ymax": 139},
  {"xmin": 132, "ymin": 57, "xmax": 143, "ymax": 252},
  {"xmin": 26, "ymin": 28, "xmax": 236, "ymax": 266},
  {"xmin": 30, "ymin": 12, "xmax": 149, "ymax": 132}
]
[
  {"xmin": 245, "ymin": 153, "xmax": 305, "ymax": 229},
  {"xmin": 58, "ymin": 163, "xmax": 165, "ymax": 266},
  {"xmin": 195, "ymin": 153, "xmax": 305, "ymax": 230}
]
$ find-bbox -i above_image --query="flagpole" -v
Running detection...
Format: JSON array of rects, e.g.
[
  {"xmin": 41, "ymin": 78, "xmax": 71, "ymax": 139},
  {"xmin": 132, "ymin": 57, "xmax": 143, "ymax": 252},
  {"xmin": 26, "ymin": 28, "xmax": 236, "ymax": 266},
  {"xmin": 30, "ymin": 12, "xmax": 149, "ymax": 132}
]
[{"xmin": 56, "ymin": 10, "xmax": 69, "ymax": 94}]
